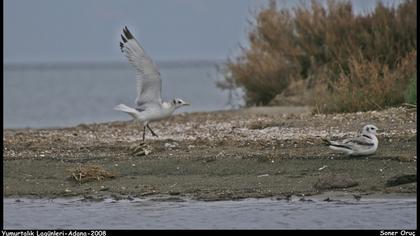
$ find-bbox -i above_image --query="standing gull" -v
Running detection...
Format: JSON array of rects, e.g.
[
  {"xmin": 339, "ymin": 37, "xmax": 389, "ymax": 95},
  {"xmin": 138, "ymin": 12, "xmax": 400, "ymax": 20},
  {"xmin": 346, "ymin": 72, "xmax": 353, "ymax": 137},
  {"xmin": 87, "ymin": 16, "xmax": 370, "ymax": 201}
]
[
  {"xmin": 322, "ymin": 124, "xmax": 379, "ymax": 156},
  {"xmin": 115, "ymin": 26, "xmax": 190, "ymax": 140}
]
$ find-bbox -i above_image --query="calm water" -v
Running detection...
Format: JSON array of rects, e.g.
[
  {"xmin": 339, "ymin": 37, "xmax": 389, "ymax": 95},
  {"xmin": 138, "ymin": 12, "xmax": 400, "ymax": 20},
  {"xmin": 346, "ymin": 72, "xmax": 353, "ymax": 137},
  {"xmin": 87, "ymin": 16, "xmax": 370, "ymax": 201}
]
[
  {"xmin": 3, "ymin": 197, "xmax": 416, "ymax": 229},
  {"xmin": 4, "ymin": 62, "xmax": 242, "ymax": 129}
]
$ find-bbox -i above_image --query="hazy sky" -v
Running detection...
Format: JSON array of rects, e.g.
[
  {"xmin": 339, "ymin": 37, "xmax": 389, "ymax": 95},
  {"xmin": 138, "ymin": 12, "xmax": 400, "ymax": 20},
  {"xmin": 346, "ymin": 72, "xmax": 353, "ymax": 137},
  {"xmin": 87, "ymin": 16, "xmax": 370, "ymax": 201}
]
[{"xmin": 4, "ymin": 0, "xmax": 402, "ymax": 63}]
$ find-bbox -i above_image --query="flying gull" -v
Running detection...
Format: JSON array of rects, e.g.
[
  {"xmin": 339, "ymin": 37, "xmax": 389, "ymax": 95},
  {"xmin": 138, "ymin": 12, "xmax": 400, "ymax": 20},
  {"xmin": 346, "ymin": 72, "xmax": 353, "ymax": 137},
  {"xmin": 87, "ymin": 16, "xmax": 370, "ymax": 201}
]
[{"xmin": 115, "ymin": 26, "xmax": 190, "ymax": 140}]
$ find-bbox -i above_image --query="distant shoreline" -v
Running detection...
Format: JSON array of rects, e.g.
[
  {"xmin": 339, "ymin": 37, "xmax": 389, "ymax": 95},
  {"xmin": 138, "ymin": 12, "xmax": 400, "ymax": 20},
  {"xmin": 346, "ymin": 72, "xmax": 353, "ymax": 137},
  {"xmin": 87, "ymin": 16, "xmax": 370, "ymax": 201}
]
[{"xmin": 4, "ymin": 59, "xmax": 224, "ymax": 71}]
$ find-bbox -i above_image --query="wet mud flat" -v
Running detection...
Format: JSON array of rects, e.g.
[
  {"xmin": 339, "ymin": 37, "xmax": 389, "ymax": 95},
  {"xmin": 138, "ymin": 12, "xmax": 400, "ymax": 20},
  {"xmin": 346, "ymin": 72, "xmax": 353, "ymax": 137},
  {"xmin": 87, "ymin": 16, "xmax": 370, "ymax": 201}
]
[{"xmin": 3, "ymin": 106, "xmax": 417, "ymax": 201}]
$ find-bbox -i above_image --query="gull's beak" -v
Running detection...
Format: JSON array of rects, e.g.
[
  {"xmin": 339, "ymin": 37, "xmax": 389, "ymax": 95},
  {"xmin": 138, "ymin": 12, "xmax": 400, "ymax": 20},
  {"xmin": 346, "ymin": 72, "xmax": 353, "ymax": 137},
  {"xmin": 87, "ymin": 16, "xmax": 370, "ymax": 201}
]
[{"xmin": 183, "ymin": 102, "xmax": 190, "ymax": 106}]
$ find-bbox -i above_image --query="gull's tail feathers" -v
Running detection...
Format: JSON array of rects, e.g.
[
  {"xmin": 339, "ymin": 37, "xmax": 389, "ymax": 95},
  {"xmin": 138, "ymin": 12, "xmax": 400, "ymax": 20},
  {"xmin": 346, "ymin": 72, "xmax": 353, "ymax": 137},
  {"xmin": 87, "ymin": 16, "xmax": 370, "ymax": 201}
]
[
  {"xmin": 114, "ymin": 104, "xmax": 139, "ymax": 119},
  {"xmin": 322, "ymin": 138, "xmax": 351, "ymax": 153}
]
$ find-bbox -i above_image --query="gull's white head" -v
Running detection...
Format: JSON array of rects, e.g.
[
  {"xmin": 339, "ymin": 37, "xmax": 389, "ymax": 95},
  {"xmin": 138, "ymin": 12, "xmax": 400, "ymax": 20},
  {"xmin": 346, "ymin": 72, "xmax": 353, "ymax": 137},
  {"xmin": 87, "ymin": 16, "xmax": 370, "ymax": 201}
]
[
  {"xmin": 362, "ymin": 124, "xmax": 379, "ymax": 136},
  {"xmin": 172, "ymin": 98, "xmax": 190, "ymax": 109}
]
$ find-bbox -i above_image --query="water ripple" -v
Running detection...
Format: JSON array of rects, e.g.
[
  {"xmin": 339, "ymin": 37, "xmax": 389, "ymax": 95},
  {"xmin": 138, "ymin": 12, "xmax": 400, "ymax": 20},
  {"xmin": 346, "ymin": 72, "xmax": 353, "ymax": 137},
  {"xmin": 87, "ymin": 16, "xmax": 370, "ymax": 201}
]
[{"xmin": 4, "ymin": 197, "xmax": 416, "ymax": 229}]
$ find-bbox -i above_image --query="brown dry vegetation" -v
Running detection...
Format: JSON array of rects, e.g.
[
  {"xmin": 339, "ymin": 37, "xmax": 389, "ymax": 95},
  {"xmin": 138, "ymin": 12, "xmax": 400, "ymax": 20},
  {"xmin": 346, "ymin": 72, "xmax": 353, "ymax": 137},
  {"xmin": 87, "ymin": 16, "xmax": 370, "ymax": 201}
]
[
  {"xmin": 68, "ymin": 164, "xmax": 117, "ymax": 184},
  {"xmin": 225, "ymin": 0, "xmax": 417, "ymax": 113},
  {"xmin": 315, "ymin": 51, "xmax": 417, "ymax": 113}
]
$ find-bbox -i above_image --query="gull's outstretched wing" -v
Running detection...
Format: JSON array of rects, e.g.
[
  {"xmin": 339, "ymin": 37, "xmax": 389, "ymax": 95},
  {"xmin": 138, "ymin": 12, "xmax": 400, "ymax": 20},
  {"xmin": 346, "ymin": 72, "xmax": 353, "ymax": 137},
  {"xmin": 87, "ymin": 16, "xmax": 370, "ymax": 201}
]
[{"xmin": 120, "ymin": 26, "xmax": 162, "ymax": 107}]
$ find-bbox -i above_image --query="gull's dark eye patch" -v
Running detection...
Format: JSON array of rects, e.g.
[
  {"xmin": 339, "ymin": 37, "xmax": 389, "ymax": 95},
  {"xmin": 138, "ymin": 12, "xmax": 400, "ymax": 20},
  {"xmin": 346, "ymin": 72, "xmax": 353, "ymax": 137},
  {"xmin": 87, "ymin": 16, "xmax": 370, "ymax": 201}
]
[{"xmin": 173, "ymin": 100, "xmax": 176, "ymax": 105}]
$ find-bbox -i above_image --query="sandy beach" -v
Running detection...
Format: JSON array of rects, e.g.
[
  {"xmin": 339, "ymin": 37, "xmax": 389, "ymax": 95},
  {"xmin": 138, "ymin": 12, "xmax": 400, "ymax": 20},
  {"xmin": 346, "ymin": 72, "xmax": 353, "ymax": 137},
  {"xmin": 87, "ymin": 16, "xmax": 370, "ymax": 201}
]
[{"xmin": 3, "ymin": 106, "xmax": 417, "ymax": 201}]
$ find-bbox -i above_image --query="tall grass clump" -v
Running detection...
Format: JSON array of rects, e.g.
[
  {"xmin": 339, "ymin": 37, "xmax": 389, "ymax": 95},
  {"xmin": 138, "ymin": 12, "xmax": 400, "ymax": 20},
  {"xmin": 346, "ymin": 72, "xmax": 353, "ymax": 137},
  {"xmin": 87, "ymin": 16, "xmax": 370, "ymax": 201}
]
[
  {"xmin": 226, "ymin": 0, "xmax": 417, "ymax": 113},
  {"xmin": 315, "ymin": 51, "xmax": 416, "ymax": 113}
]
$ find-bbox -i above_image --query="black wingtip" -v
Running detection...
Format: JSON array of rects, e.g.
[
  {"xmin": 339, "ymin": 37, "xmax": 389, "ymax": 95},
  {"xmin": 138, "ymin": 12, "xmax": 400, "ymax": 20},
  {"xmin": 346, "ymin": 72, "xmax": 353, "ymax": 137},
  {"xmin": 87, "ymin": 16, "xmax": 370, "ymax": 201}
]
[
  {"xmin": 121, "ymin": 34, "xmax": 127, "ymax": 43},
  {"xmin": 123, "ymin": 26, "xmax": 134, "ymax": 40},
  {"xmin": 119, "ymin": 42, "xmax": 124, "ymax": 51}
]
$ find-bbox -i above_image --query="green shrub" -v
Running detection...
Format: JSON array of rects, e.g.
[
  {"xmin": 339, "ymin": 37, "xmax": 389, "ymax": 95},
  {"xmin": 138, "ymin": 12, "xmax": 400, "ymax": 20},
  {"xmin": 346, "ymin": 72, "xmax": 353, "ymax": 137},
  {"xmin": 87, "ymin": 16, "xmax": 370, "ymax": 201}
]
[{"xmin": 404, "ymin": 75, "xmax": 417, "ymax": 105}]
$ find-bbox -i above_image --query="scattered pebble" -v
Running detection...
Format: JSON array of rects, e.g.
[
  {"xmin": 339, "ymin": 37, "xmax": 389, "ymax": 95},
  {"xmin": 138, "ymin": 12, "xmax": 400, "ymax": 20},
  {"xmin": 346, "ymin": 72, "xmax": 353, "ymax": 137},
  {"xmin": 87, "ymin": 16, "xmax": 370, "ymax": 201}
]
[
  {"xmin": 257, "ymin": 174, "xmax": 269, "ymax": 178},
  {"xmin": 318, "ymin": 165, "xmax": 328, "ymax": 171},
  {"xmin": 164, "ymin": 142, "xmax": 178, "ymax": 149}
]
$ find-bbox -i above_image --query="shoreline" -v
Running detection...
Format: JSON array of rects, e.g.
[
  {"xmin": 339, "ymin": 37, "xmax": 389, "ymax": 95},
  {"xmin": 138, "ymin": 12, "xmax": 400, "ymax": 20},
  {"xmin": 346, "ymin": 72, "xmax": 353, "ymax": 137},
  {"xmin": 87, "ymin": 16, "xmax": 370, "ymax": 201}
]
[
  {"xmin": 4, "ymin": 191, "xmax": 417, "ymax": 202},
  {"xmin": 3, "ymin": 106, "xmax": 417, "ymax": 201}
]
